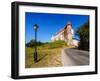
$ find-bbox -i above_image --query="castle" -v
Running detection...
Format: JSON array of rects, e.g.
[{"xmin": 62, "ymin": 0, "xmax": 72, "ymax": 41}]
[{"xmin": 51, "ymin": 22, "xmax": 79, "ymax": 47}]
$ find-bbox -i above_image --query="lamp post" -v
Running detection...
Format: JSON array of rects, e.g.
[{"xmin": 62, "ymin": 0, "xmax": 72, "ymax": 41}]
[{"xmin": 33, "ymin": 24, "xmax": 38, "ymax": 63}]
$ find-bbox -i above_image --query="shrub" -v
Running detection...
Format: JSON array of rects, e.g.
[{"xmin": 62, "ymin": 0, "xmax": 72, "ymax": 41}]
[
  {"xmin": 26, "ymin": 39, "xmax": 44, "ymax": 47},
  {"xmin": 77, "ymin": 21, "xmax": 89, "ymax": 50}
]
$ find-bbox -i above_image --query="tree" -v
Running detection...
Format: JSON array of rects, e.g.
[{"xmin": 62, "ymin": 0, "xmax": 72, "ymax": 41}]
[
  {"xmin": 26, "ymin": 39, "xmax": 44, "ymax": 47},
  {"xmin": 77, "ymin": 21, "xmax": 89, "ymax": 50}
]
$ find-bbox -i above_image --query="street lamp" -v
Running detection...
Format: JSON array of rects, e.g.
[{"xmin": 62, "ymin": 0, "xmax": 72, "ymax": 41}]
[{"xmin": 33, "ymin": 24, "xmax": 38, "ymax": 63}]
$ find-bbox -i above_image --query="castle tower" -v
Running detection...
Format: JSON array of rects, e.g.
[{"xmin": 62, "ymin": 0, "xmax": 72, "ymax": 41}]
[{"xmin": 64, "ymin": 21, "xmax": 74, "ymax": 46}]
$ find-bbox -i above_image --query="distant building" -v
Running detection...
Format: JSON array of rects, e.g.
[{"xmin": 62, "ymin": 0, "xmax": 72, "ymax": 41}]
[{"xmin": 51, "ymin": 21, "xmax": 79, "ymax": 47}]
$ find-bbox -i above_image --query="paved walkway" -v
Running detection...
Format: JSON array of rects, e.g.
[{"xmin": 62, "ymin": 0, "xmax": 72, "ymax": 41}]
[{"xmin": 61, "ymin": 48, "xmax": 89, "ymax": 66}]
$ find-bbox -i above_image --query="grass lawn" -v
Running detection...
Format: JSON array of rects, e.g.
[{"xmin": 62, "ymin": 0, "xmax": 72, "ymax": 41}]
[{"xmin": 25, "ymin": 40, "xmax": 67, "ymax": 68}]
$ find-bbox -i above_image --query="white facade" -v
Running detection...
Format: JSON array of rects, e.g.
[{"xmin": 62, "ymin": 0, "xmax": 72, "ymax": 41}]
[
  {"xmin": 73, "ymin": 39, "xmax": 79, "ymax": 47},
  {"xmin": 51, "ymin": 27, "xmax": 79, "ymax": 47},
  {"xmin": 51, "ymin": 30, "xmax": 65, "ymax": 42}
]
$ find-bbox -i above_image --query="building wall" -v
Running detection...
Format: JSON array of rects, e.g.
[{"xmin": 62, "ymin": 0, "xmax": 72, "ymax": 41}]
[
  {"xmin": 51, "ymin": 28, "xmax": 79, "ymax": 47},
  {"xmin": 51, "ymin": 30, "xmax": 65, "ymax": 41}
]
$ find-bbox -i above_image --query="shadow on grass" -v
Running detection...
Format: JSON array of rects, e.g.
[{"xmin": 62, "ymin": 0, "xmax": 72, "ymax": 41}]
[{"xmin": 37, "ymin": 54, "xmax": 48, "ymax": 62}]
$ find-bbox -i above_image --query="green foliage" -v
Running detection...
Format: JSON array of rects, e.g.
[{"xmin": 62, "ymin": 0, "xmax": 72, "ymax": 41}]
[
  {"xmin": 77, "ymin": 21, "xmax": 89, "ymax": 50},
  {"xmin": 26, "ymin": 39, "xmax": 67, "ymax": 49},
  {"xmin": 26, "ymin": 39, "xmax": 44, "ymax": 47},
  {"xmin": 40, "ymin": 40, "xmax": 67, "ymax": 49}
]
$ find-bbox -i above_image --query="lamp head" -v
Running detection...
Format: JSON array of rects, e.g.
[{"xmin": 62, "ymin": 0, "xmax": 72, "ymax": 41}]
[{"xmin": 33, "ymin": 24, "xmax": 38, "ymax": 30}]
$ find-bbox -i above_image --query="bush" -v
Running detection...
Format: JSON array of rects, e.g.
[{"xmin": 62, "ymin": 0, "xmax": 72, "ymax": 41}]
[
  {"xmin": 77, "ymin": 21, "xmax": 89, "ymax": 50},
  {"xmin": 26, "ymin": 39, "xmax": 44, "ymax": 47}
]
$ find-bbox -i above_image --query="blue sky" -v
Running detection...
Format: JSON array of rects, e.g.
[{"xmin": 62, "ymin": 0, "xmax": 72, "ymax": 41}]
[{"xmin": 25, "ymin": 12, "xmax": 89, "ymax": 43}]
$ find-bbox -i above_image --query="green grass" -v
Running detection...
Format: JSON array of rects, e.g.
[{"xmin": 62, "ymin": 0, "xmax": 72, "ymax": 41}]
[
  {"xmin": 39, "ymin": 40, "xmax": 67, "ymax": 49},
  {"xmin": 25, "ymin": 40, "xmax": 67, "ymax": 68}
]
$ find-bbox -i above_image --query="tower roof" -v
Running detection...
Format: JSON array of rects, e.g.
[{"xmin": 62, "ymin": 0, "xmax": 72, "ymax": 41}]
[
  {"xmin": 64, "ymin": 21, "xmax": 72, "ymax": 29},
  {"xmin": 67, "ymin": 21, "xmax": 71, "ymax": 25}
]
